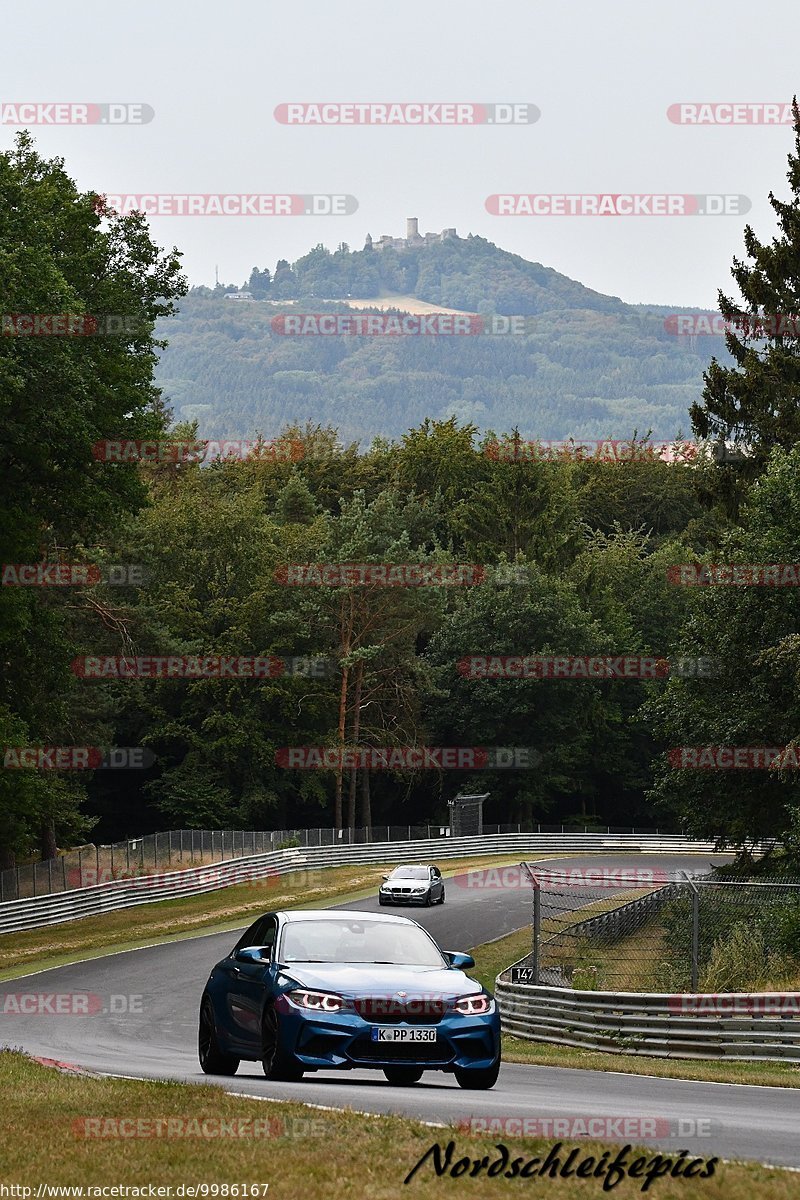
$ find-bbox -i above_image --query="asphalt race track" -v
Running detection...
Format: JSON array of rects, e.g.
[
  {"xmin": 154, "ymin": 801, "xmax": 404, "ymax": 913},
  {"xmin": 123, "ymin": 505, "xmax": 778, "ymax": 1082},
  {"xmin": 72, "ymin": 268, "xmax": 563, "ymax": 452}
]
[{"xmin": 3, "ymin": 852, "xmax": 800, "ymax": 1168}]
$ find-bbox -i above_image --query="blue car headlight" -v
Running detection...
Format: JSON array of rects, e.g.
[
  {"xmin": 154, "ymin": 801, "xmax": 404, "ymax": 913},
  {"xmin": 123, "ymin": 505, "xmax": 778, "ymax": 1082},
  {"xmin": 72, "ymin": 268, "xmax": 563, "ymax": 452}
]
[
  {"xmin": 453, "ymin": 993, "xmax": 495, "ymax": 1015},
  {"xmin": 286, "ymin": 989, "xmax": 345, "ymax": 1013}
]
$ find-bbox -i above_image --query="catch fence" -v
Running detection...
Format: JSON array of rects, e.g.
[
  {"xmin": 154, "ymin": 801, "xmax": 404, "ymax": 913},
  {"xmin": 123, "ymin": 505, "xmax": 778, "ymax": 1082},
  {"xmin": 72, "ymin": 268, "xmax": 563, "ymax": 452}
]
[{"xmin": 516, "ymin": 865, "xmax": 800, "ymax": 993}]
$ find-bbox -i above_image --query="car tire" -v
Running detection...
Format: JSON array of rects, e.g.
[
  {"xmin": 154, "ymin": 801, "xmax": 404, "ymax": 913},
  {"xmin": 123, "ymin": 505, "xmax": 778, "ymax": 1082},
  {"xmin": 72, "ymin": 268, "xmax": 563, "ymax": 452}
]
[
  {"xmin": 378, "ymin": 896, "xmax": 387, "ymax": 905},
  {"xmin": 439, "ymin": 887, "xmax": 446, "ymax": 904},
  {"xmin": 424, "ymin": 890, "xmax": 432, "ymax": 906},
  {"xmin": 383, "ymin": 1066, "xmax": 424, "ymax": 1085},
  {"xmin": 198, "ymin": 996, "xmax": 240, "ymax": 1076},
  {"xmin": 453, "ymin": 1047, "xmax": 501, "ymax": 1090},
  {"xmin": 261, "ymin": 1004, "xmax": 304, "ymax": 1081}
]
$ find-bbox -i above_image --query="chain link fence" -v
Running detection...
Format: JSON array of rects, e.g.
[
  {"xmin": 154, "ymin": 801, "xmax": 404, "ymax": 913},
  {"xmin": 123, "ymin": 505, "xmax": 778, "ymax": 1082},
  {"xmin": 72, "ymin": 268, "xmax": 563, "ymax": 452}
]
[
  {"xmin": 0, "ymin": 822, "xmax": 661, "ymax": 902},
  {"xmin": 516, "ymin": 865, "xmax": 800, "ymax": 993}
]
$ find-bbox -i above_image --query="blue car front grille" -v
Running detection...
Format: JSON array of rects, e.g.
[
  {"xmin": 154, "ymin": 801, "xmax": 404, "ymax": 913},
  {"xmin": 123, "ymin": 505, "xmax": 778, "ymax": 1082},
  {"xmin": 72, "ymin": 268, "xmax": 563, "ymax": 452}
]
[{"xmin": 353, "ymin": 997, "xmax": 447, "ymax": 1024}]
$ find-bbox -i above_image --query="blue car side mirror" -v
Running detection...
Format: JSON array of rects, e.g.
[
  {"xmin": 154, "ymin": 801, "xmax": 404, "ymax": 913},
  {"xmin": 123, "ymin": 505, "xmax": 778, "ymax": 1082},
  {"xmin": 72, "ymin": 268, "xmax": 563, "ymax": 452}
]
[
  {"xmin": 235, "ymin": 946, "xmax": 271, "ymax": 964},
  {"xmin": 445, "ymin": 951, "xmax": 475, "ymax": 970}
]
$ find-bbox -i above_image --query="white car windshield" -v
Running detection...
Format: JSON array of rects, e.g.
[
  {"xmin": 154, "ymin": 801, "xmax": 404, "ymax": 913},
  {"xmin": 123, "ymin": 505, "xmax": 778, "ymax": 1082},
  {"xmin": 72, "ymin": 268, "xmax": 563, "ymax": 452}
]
[
  {"xmin": 281, "ymin": 918, "xmax": 445, "ymax": 966},
  {"xmin": 390, "ymin": 867, "xmax": 429, "ymax": 879}
]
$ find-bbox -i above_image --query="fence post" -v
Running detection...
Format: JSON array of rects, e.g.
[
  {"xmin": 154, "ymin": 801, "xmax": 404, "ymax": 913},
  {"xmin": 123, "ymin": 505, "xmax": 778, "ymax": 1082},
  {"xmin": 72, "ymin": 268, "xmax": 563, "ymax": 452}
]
[
  {"xmin": 681, "ymin": 871, "xmax": 701, "ymax": 991},
  {"xmin": 127, "ymin": 839, "xmax": 131, "ymax": 874},
  {"xmin": 62, "ymin": 855, "xmax": 66, "ymax": 891},
  {"xmin": 110, "ymin": 842, "xmax": 114, "ymax": 880},
  {"xmin": 691, "ymin": 890, "xmax": 700, "ymax": 990},
  {"xmin": 532, "ymin": 885, "xmax": 541, "ymax": 984}
]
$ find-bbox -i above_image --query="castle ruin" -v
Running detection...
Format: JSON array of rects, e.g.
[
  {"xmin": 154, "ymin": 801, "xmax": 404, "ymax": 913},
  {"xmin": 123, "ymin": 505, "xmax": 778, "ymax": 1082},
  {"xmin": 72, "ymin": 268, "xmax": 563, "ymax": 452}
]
[{"xmin": 364, "ymin": 218, "xmax": 457, "ymax": 252}]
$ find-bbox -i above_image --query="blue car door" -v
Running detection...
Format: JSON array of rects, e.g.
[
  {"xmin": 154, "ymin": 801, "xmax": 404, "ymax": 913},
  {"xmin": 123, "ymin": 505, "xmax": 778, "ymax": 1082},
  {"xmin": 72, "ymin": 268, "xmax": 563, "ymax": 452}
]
[{"xmin": 222, "ymin": 915, "xmax": 277, "ymax": 1054}]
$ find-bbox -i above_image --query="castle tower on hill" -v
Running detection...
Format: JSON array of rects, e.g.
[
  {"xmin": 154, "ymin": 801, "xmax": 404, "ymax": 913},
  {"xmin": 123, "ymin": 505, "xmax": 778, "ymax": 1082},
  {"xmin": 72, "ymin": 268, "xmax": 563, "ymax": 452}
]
[{"xmin": 366, "ymin": 219, "xmax": 456, "ymax": 252}]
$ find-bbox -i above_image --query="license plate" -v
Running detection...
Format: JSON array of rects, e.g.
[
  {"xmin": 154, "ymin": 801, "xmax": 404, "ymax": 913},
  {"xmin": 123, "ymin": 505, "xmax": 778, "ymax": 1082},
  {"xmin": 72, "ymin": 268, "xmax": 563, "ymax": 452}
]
[{"xmin": 370, "ymin": 1027, "xmax": 437, "ymax": 1043}]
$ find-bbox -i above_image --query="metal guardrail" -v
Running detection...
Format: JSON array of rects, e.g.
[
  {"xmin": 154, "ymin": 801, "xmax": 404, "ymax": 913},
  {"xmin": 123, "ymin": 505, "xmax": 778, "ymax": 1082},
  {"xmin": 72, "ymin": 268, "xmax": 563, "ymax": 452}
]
[
  {"xmin": 494, "ymin": 977, "xmax": 800, "ymax": 1062},
  {"xmin": 0, "ymin": 831, "xmax": 722, "ymax": 934},
  {"xmin": 1, "ymin": 822, "xmax": 679, "ymax": 902},
  {"xmin": 566, "ymin": 882, "xmax": 685, "ymax": 941}
]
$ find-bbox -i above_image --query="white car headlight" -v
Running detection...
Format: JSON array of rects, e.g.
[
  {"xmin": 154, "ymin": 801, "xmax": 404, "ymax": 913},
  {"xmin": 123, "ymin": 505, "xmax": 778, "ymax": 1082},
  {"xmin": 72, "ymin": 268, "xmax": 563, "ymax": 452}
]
[
  {"xmin": 287, "ymin": 989, "xmax": 344, "ymax": 1013},
  {"xmin": 454, "ymin": 993, "xmax": 494, "ymax": 1016}
]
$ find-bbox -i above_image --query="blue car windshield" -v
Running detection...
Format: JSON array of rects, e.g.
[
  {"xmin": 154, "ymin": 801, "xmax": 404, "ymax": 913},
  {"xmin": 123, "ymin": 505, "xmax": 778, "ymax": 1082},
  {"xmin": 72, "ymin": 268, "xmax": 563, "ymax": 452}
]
[{"xmin": 281, "ymin": 919, "xmax": 445, "ymax": 966}]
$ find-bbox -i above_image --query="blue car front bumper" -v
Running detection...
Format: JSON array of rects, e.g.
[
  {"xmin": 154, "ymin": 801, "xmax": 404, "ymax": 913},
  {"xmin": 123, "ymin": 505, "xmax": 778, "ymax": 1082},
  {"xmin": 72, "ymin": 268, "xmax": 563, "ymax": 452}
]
[{"xmin": 274, "ymin": 994, "xmax": 500, "ymax": 1071}]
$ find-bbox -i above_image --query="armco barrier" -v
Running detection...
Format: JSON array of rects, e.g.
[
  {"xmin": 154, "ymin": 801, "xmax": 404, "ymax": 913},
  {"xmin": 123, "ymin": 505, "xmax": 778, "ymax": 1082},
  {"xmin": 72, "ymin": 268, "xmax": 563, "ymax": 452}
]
[
  {"xmin": 494, "ymin": 977, "xmax": 800, "ymax": 1062},
  {"xmin": 0, "ymin": 832, "xmax": 723, "ymax": 935}
]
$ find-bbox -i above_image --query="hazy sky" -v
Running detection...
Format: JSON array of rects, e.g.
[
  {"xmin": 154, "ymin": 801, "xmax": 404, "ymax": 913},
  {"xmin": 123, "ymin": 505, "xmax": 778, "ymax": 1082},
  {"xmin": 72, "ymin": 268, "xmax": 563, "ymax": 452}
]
[{"xmin": 5, "ymin": 1, "xmax": 800, "ymax": 305}]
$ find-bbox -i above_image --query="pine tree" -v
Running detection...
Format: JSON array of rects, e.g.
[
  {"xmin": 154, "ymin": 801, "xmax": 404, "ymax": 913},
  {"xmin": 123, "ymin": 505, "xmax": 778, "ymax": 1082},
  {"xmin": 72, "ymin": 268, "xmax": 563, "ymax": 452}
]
[{"xmin": 691, "ymin": 99, "xmax": 800, "ymax": 493}]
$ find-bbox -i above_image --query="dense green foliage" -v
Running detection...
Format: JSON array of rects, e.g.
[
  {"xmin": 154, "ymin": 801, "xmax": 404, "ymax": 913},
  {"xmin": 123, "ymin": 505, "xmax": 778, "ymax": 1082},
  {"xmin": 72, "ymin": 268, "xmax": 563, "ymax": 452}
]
[
  {"xmin": 7, "ymin": 130, "xmax": 800, "ymax": 867},
  {"xmin": 0, "ymin": 133, "xmax": 185, "ymax": 864}
]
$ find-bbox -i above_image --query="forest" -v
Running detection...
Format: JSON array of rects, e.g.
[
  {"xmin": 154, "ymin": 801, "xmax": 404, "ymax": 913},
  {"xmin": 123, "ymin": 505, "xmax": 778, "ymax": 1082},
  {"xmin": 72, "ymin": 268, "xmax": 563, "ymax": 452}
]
[{"xmin": 4, "ymin": 127, "xmax": 800, "ymax": 866}]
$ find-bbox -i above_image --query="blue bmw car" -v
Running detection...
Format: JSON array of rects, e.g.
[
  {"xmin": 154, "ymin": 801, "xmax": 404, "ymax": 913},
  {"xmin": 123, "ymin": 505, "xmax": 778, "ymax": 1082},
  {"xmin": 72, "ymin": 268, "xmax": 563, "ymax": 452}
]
[{"xmin": 198, "ymin": 909, "xmax": 501, "ymax": 1089}]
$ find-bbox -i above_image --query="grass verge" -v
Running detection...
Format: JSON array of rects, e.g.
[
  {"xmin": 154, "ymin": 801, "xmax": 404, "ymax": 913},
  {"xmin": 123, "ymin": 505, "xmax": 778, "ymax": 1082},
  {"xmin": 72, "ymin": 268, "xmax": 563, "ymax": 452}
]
[
  {"xmin": 469, "ymin": 925, "xmax": 800, "ymax": 1089},
  {"xmin": 0, "ymin": 1051, "xmax": 794, "ymax": 1197}
]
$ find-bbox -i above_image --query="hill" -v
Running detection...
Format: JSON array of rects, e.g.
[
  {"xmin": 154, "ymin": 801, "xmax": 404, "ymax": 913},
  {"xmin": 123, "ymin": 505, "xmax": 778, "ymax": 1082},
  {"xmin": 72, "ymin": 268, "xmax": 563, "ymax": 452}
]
[{"xmin": 154, "ymin": 234, "xmax": 730, "ymax": 444}]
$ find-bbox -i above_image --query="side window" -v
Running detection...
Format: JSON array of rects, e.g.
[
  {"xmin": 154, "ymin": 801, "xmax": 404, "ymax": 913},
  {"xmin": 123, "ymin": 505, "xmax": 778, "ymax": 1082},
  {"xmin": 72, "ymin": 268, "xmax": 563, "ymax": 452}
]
[
  {"xmin": 234, "ymin": 915, "xmax": 273, "ymax": 953},
  {"xmin": 432, "ymin": 867, "xmax": 441, "ymax": 879},
  {"xmin": 259, "ymin": 916, "xmax": 278, "ymax": 955}
]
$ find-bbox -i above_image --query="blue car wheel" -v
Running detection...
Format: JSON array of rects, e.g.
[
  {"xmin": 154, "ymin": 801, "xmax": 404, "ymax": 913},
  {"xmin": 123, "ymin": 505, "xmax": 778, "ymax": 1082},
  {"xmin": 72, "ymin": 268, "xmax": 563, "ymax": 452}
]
[
  {"xmin": 453, "ymin": 1039, "xmax": 501, "ymax": 1090},
  {"xmin": 383, "ymin": 1066, "xmax": 424, "ymax": 1085},
  {"xmin": 198, "ymin": 996, "xmax": 239, "ymax": 1076},
  {"xmin": 261, "ymin": 1004, "xmax": 305, "ymax": 1081}
]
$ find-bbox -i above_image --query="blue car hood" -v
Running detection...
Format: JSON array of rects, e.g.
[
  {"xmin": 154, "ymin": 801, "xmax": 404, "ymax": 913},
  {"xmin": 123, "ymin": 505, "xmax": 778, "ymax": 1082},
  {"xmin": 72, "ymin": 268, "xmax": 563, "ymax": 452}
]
[{"xmin": 276, "ymin": 961, "xmax": 482, "ymax": 998}]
